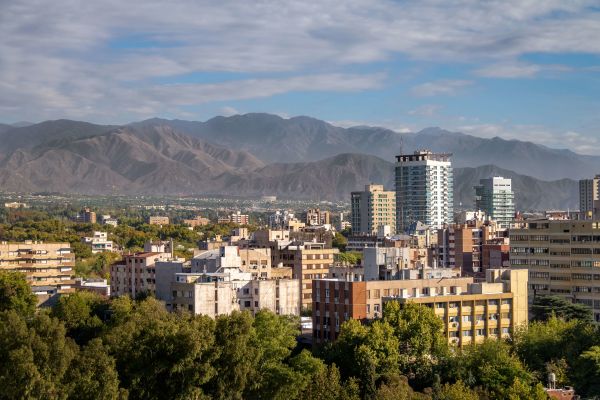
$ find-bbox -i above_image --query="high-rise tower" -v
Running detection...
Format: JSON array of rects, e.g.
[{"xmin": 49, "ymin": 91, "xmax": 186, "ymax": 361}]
[
  {"xmin": 395, "ymin": 150, "xmax": 453, "ymax": 232},
  {"xmin": 475, "ymin": 176, "xmax": 515, "ymax": 229}
]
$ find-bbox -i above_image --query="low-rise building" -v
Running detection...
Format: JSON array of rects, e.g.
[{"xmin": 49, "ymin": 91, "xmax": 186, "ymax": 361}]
[
  {"xmin": 148, "ymin": 216, "xmax": 170, "ymax": 225},
  {"xmin": 4, "ymin": 202, "xmax": 28, "ymax": 209},
  {"xmin": 100, "ymin": 215, "xmax": 118, "ymax": 227},
  {"xmin": 312, "ymin": 268, "xmax": 528, "ymax": 346},
  {"xmin": 183, "ymin": 216, "xmax": 210, "ymax": 227},
  {"xmin": 75, "ymin": 278, "xmax": 110, "ymax": 297},
  {"xmin": 81, "ymin": 231, "xmax": 114, "ymax": 254},
  {"xmin": 0, "ymin": 241, "xmax": 75, "ymax": 304},
  {"xmin": 75, "ymin": 207, "xmax": 96, "ymax": 224}
]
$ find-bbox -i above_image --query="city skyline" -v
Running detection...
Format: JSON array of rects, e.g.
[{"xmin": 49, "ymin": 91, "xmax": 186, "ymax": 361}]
[{"xmin": 2, "ymin": 1, "xmax": 600, "ymax": 154}]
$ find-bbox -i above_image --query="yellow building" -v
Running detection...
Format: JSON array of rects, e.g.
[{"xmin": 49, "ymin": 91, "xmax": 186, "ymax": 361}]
[
  {"xmin": 384, "ymin": 269, "xmax": 528, "ymax": 346},
  {"xmin": 351, "ymin": 184, "xmax": 396, "ymax": 235},
  {"xmin": 510, "ymin": 219, "xmax": 600, "ymax": 322},
  {"xmin": 0, "ymin": 241, "xmax": 75, "ymax": 304}
]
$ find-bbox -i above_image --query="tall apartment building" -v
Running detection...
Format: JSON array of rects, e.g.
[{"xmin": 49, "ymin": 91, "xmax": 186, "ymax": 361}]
[
  {"xmin": 475, "ymin": 177, "xmax": 515, "ymax": 229},
  {"xmin": 579, "ymin": 175, "xmax": 600, "ymax": 219},
  {"xmin": 305, "ymin": 209, "xmax": 331, "ymax": 226},
  {"xmin": 0, "ymin": 241, "xmax": 75, "ymax": 303},
  {"xmin": 351, "ymin": 184, "xmax": 396, "ymax": 235},
  {"xmin": 110, "ymin": 250, "xmax": 175, "ymax": 297},
  {"xmin": 395, "ymin": 150, "xmax": 453, "ymax": 232},
  {"xmin": 312, "ymin": 269, "xmax": 527, "ymax": 346},
  {"xmin": 510, "ymin": 219, "xmax": 600, "ymax": 322}
]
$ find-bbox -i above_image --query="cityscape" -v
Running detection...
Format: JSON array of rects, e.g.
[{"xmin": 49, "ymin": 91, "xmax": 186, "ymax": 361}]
[{"xmin": 2, "ymin": 1, "xmax": 600, "ymax": 399}]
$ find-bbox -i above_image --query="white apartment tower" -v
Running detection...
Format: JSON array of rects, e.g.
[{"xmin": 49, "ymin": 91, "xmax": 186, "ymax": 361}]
[
  {"xmin": 475, "ymin": 176, "xmax": 515, "ymax": 229},
  {"xmin": 395, "ymin": 150, "xmax": 453, "ymax": 232}
]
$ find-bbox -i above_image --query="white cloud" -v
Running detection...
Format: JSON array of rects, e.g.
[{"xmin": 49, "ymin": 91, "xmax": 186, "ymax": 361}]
[
  {"xmin": 219, "ymin": 106, "xmax": 240, "ymax": 117},
  {"xmin": 408, "ymin": 104, "xmax": 442, "ymax": 116},
  {"xmin": 411, "ymin": 80, "xmax": 473, "ymax": 97},
  {"xmin": 0, "ymin": 0, "xmax": 599, "ymax": 121},
  {"xmin": 457, "ymin": 123, "xmax": 600, "ymax": 155},
  {"xmin": 474, "ymin": 62, "xmax": 541, "ymax": 78}
]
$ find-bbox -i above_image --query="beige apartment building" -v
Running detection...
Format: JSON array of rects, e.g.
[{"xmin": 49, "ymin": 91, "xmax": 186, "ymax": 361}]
[
  {"xmin": 277, "ymin": 242, "xmax": 338, "ymax": 311},
  {"xmin": 110, "ymin": 251, "xmax": 174, "ymax": 297},
  {"xmin": 351, "ymin": 184, "xmax": 396, "ymax": 235},
  {"xmin": 510, "ymin": 219, "xmax": 600, "ymax": 322},
  {"xmin": 313, "ymin": 268, "xmax": 527, "ymax": 346},
  {"xmin": 183, "ymin": 216, "xmax": 210, "ymax": 227},
  {"xmin": 0, "ymin": 241, "xmax": 75, "ymax": 303}
]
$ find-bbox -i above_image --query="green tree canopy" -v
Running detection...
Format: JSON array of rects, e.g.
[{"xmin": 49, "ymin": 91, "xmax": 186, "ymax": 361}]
[
  {"xmin": 531, "ymin": 295, "xmax": 593, "ymax": 322},
  {"xmin": 0, "ymin": 271, "xmax": 37, "ymax": 316}
]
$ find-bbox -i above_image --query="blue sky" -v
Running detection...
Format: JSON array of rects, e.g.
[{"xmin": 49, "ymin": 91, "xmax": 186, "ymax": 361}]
[{"xmin": 1, "ymin": 0, "xmax": 599, "ymax": 153}]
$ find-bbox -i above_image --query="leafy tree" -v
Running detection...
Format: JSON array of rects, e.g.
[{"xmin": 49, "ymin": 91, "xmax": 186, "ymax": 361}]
[
  {"xmin": 374, "ymin": 373, "xmax": 430, "ymax": 400},
  {"xmin": 446, "ymin": 339, "xmax": 535, "ymax": 400},
  {"xmin": 63, "ymin": 338, "xmax": 122, "ymax": 400},
  {"xmin": 432, "ymin": 380, "xmax": 478, "ymax": 400},
  {"xmin": 572, "ymin": 345, "xmax": 600, "ymax": 396},
  {"xmin": 531, "ymin": 295, "xmax": 593, "ymax": 322},
  {"xmin": 0, "ymin": 270, "xmax": 37, "ymax": 316},
  {"xmin": 383, "ymin": 301, "xmax": 448, "ymax": 387},
  {"xmin": 0, "ymin": 311, "xmax": 78, "ymax": 399},
  {"xmin": 51, "ymin": 291, "xmax": 108, "ymax": 344},
  {"xmin": 337, "ymin": 251, "xmax": 362, "ymax": 265},
  {"xmin": 103, "ymin": 298, "xmax": 216, "ymax": 400},
  {"xmin": 332, "ymin": 232, "xmax": 348, "ymax": 252},
  {"xmin": 291, "ymin": 350, "xmax": 346, "ymax": 400}
]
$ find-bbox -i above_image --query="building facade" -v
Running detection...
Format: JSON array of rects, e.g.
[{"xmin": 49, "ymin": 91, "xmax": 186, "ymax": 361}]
[
  {"xmin": 148, "ymin": 216, "xmax": 170, "ymax": 225},
  {"xmin": 305, "ymin": 209, "xmax": 331, "ymax": 226},
  {"xmin": 81, "ymin": 231, "xmax": 114, "ymax": 253},
  {"xmin": 510, "ymin": 219, "xmax": 600, "ymax": 322},
  {"xmin": 110, "ymin": 251, "xmax": 174, "ymax": 297},
  {"xmin": 0, "ymin": 241, "xmax": 75, "ymax": 303},
  {"xmin": 75, "ymin": 207, "xmax": 96, "ymax": 224},
  {"xmin": 312, "ymin": 269, "xmax": 527, "ymax": 346},
  {"xmin": 475, "ymin": 176, "xmax": 515, "ymax": 229},
  {"xmin": 579, "ymin": 175, "xmax": 600, "ymax": 219},
  {"xmin": 395, "ymin": 150, "xmax": 453, "ymax": 232},
  {"xmin": 351, "ymin": 184, "xmax": 396, "ymax": 235}
]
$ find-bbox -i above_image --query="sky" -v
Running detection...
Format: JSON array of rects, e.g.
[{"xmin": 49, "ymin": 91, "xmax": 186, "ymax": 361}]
[{"xmin": 1, "ymin": 0, "xmax": 600, "ymax": 154}]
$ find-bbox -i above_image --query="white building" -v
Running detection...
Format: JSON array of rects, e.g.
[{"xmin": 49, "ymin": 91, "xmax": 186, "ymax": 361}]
[
  {"xmin": 81, "ymin": 231, "xmax": 114, "ymax": 254},
  {"xmin": 395, "ymin": 150, "xmax": 453, "ymax": 232}
]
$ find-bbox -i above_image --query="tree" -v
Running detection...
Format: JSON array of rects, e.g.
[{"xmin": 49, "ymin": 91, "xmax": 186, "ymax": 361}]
[
  {"xmin": 0, "ymin": 310, "xmax": 78, "ymax": 399},
  {"xmin": 531, "ymin": 295, "xmax": 593, "ymax": 322},
  {"xmin": 446, "ymin": 339, "xmax": 535, "ymax": 400},
  {"xmin": 383, "ymin": 301, "xmax": 448, "ymax": 387},
  {"xmin": 572, "ymin": 345, "xmax": 600, "ymax": 396},
  {"xmin": 63, "ymin": 338, "xmax": 122, "ymax": 400},
  {"xmin": 332, "ymin": 233, "xmax": 348, "ymax": 252},
  {"xmin": 374, "ymin": 373, "xmax": 430, "ymax": 400},
  {"xmin": 432, "ymin": 380, "xmax": 478, "ymax": 400},
  {"xmin": 0, "ymin": 271, "xmax": 37, "ymax": 316},
  {"xmin": 51, "ymin": 291, "xmax": 107, "ymax": 344},
  {"xmin": 103, "ymin": 298, "xmax": 216, "ymax": 400}
]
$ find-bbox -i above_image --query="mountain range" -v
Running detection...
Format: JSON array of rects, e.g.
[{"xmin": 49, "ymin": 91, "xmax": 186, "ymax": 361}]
[{"xmin": 0, "ymin": 113, "xmax": 589, "ymax": 210}]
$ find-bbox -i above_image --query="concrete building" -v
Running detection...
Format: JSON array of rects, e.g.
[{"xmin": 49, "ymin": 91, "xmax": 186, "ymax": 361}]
[
  {"xmin": 170, "ymin": 272, "xmax": 299, "ymax": 317},
  {"xmin": 148, "ymin": 216, "xmax": 170, "ymax": 225},
  {"xmin": 510, "ymin": 219, "xmax": 600, "ymax": 322},
  {"xmin": 183, "ymin": 216, "xmax": 210, "ymax": 227},
  {"xmin": 305, "ymin": 209, "xmax": 331, "ymax": 226},
  {"xmin": 100, "ymin": 215, "xmax": 118, "ymax": 227},
  {"xmin": 351, "ymin": 184, "xmax": 396, "ymax": 235},
  {"xmin": 363, "ymin": 246, "xmax": 429, "ymax": 281},
  {"xmin": 395, "ymin": 150, "xmax": 453, "ymax": 232},
  {"xmin": 475, "ymin": 177, "xmax": 515, "ymax": 229},
  {"xmin": 81, "ymin": 231, "xmax": 114, "ymax": 254},
  {"xmin": 436, "ymin": 220, "xmax": 503, "ymax": 276},
  {"xmin": 110, "ymin": 248, "xmax": 176, "ymax": 298},
  {"xmin": 579, "ymin": 175, "xmax": 600, "ymax": 219},
  {"xmin": 276, "ymin": 242, "xmax": 338, "ymax": 311},
  {"xmin": 0, "ymin": 241, "xmax": 75, "ymax": 304},
  {"xmin": 312, "ymin": 269, "xmax": 527, "ymax": 346},
  {"xmin": 4, "ymin": 202, "xmax": 28, "ymax": 209},
  {"xmin": 75, "ymin": 278, "xmax": 110, "ymax": 297},
  {"xmin": 75, "ymin": 207, "xmax": 96, "ymax": 224}
]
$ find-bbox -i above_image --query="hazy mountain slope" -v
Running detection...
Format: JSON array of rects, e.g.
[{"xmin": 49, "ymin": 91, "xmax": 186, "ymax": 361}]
[
  {"xmin": 134, "ymin": 114, "xmax": 600, "ymax": 180},
  {"xmin": 0, "ymin": 120, "xmax": 116, "ymax": 155},
  {"xmin": 0, "ymin": 125, "xmax": 264, "ymax": 195}
]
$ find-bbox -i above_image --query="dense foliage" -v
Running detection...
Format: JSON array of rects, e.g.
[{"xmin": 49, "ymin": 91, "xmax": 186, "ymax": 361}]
[{"xmin": 3, "ymin": 272, "xmax": 600, "ymax": 399}]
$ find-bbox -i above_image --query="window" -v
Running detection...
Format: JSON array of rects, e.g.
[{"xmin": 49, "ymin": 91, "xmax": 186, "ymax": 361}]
[
  {"xmin": 476, "ymin": 329, "xmax": 485, "ymax": 336},
  {"xmin": 244, "ymin": 301, "xmax": 251, "ymax": 307},
  {"xmin": 462, "ymin": 315, "xmax": 472, "ymax": 322},
  {"xmin": 462, "ymin": 330, "xmax": 472, "ymax": 337}
]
